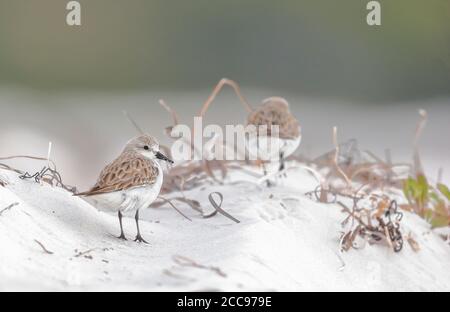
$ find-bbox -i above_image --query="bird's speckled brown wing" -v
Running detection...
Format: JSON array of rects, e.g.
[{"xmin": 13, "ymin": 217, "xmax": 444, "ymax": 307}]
[
  {"xmin": 77, "ymin": 151, "xmax": 159, "ymax": 196},
  {"xmin": 247, "ymin": 100, "xmax": 300, "ymax": 140}
]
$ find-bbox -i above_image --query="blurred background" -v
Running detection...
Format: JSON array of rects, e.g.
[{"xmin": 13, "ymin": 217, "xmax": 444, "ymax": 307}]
[{"xmin": 0, "ymin": 0, "xmax": 449, "ymax": 188}]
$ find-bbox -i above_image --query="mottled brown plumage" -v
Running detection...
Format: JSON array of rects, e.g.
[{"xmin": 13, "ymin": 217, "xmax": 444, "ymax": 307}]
[
  {"xmin": 77, "ymin": 151, "xmax": 159, "ymax": 196},
  {"xmin": 246, "ymin": 97, "xmax": 300, "ymax": 140},
  {"xmin": 75, "ymin": 134, "xmax": 172, "ymax": 243}
]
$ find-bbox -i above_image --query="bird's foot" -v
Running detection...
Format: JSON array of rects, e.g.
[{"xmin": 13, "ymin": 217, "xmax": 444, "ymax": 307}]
[
  {"xmin": 117, "ymin": 233, "xmax": 127, "ymax": 241},
  {"xmin": 278, "ymin": 164, "xmax": 287, "ymax": 177},
  {"xmin": 134, "ymin": 234, "xmax": 149, "ymax": 244}
]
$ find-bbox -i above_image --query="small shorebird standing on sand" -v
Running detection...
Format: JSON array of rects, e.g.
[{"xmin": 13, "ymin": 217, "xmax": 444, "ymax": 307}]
[
  {"xmin": 198, "ymin": 79, "xmax": 301, "ymax": 175},
  {"xmin": 246, "ymin": 96, "xmax": 301, "ymax": 172},
  {"xmin": 76, "ymin": 134, "xmax": 173, "ymax": 243}
]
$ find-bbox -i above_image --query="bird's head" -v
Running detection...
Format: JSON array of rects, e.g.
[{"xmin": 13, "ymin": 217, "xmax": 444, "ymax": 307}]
[{"xmin": 124, "ymin": 134, "xmax": 173, "ymax": 163}]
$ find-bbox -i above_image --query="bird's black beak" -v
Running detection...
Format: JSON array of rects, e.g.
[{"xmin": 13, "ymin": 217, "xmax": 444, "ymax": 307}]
[{"xmin": 155, "ymin": 151, "xmax": 174, "ymax": 164}]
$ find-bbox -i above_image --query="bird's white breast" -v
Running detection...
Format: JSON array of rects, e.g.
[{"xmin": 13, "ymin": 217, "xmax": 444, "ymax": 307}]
[{"xmin": 247, "ymin": 135, "xmax": 301, "ymax": 161}]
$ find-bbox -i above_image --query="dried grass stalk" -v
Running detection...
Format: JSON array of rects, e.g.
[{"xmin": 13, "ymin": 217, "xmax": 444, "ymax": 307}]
[
  {"xmin": 34, "ymin": 239, "xmax": 54, "ymax": 255},
  {"xmin": 0, "ymin": 202, "xmax": 19, "ymax": 217},
  {"xmin": 413, "ymin": 109, "xmax": 427, "ymax": 177},
  {"xmin": 332, "ymin": 127, "xmax": 352, "ymax": 189},
  {"xmin": 199, "ymin": 78, "xmax": 253, "ymax": 118},
  {"xmin": 204, "ymin": 192, "xmax": 240, "ymax": 223},
  {"xmin": 173, "ymin": 255, "xmax": 227, "ymax": 278},
  {"xmin": 154, "ymin": 196, "xmax": 194, "ymax": 221}
]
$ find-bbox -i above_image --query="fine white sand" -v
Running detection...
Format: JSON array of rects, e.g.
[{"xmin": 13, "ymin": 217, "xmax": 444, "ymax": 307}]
[{"xmin": 1, "ymin": 165, "xmax": 449, "ymax": 291}]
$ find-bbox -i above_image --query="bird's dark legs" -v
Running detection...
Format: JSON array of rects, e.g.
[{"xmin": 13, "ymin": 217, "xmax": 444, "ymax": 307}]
[
  {"xmin": 262, "ymin": 162, "xmax": 268, "ymax": 176},
  {"xmin": 261, "ymin": 162, "xmax": 272, "ymax": 187},
  {"xmin": 134, "ymin": 210, "xmax": 148, "ymax": 244},
  {"xmin": 117, "ymin": 211, "xmax": 127, "ymax": 240},
  {"xmin": 278, "ymin": 152, "xmax": 285, "ymax": 173}
]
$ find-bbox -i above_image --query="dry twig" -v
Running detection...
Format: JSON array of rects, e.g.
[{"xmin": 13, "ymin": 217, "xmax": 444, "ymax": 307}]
[
  {"xmin": 204, "ymin": 192, "xmax": 240, "ymax": 223},
  {"xmin": 34, "ymin": 239, "xmax": 54, "ymax": 255},
  {"xmin": 406, "ymin": 233, "xmax": 420, "ymax": 252},
  {"xmin": 154, "ymin": 196, "xmax": 193, "ymax": 221},
  {"xmin": 123, "ymin": 110, "xmax": 145, "ymax": 134},
  {"xmin": 173, "ymin": 255, "xmax": 227, "ymax": 278},
  {"xmin": 0, "ymin": 202, "xmax": 19, "ymax": 217},
  {"xmin": 199, "ymin": 78, "xmax": 253, "ymax": 118},
  {"xmin": 332, "ymin": 127, "xmax": 352, "ymax": 189},
  {"xmin": 413, "ymin": 109, "xmax": 427, "ymax": 176}
]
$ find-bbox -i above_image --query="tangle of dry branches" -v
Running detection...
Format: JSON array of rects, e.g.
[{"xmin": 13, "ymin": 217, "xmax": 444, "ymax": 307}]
[
  {"xmin": 0, "ymin": 145, "xmax": 76, "ymax": 193},
  {"xmin": 338, "ymin": 195, "xmax": 403, "ymax": 252}
]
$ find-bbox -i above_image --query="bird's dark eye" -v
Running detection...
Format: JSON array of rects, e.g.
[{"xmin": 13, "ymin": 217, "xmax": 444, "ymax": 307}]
[{"xmin": 143, "ymin": 145, "xmax": 149, "ymax": 150}]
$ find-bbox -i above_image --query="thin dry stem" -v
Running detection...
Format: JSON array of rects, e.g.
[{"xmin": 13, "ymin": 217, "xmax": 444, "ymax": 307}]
[
  {"xmin": 123, "ymin": 110, "xmax": 145, "ymax": 135},
  {"xmin": 173, "ymin": 255, "xmax": 227, "ymax": 278},
  {"xmin": 199, "ymin": 78, "xmax": 253, "ymax": 118},
  {"xmin": 332, "ymin": 127, "xmax": 352, "ymax": 189},
  {"xmin": 34, "ymin": 239, "xmax": 54, "ymax": 255},
  {"xmin": 159, "ymin": 99, "xmax": 180, "ymax": 126},
  {"xmin": 0, "ymin": 202, "xmax": 19, "ymax": 217},
  {"xmin": 47, "ymin": 141, "xmax": 52, "ymax": 169},
  {"xmin": 155, "ymin": 196, "xmax": 193, "ymax": 221},
  {"xmin": 413, "ymin": 109, "xmax": 427, "ymax": 176},
  {"xmin": 204, "ymin": 192, "xmax": 240, "ymax": 223}
]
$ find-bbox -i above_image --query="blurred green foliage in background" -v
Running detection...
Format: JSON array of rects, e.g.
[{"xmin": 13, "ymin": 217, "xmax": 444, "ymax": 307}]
[{"xmin": 0, "ymin": 0, "xmax": 449, "ymax": 102}]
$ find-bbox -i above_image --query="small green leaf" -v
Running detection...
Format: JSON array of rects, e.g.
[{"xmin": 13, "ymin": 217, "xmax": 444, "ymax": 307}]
[
  {"xmin": 417, "ymin": 174, "xmax": 429, "ymax": 204},
  {"xmin": 429, "ymin": 192, "xmax": 442, "ymax": 204},
  {"xmin": 406, "ymin": 177, "xmax": 420, "ymax": 200},
  {"xmin": 403, "ymin": 179, "xmax": 413, "ymax": 201},
  {"xmin": 437, "ymin": 183, "xmax": 450, "ymax": 201}
]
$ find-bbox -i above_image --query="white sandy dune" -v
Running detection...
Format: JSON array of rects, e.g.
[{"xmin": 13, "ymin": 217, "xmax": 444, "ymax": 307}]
[{"xmin": 0, "ymin": 165, "xmax": 449, "ymax": 291}]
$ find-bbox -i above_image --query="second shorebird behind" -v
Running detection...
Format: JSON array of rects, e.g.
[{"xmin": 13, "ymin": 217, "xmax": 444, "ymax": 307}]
[
  {"xmin": 76, "ymin": 134, "xmax": 173, "ymax": 243},
  {"xmin": 246, "ymin": 97, "xmax": 301, "ymax": 172}
]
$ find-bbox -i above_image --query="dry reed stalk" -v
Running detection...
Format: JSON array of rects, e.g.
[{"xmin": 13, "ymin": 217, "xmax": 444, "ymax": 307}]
[
  {"xmin": 0, "ymin": 202, "xmax": 19, "ymax": 217},
  {"xmin": 199, "ymin": 78, "xmax": 253, "ymax": 118},
  {"xmin": 153, "ymin": 196, "xmax": 194, "ymax": 221},
  {"xmin": 332, "ymin": 127, "xmax": 353, "ymax": 189},
  {"xmin": 413, "ymin": 109, "xmax": 427, "ymax": 177},
  {"xmin": 123, "ymin": 110, "xmax": 145, "ymax": 135},
  {"xmin": 173, "ymin": 255, "xmax": 227, "ymax": 278},
  {"xmin": 34, "ymin": 239, "xmax": 54, "ymax": 255}
]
